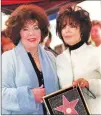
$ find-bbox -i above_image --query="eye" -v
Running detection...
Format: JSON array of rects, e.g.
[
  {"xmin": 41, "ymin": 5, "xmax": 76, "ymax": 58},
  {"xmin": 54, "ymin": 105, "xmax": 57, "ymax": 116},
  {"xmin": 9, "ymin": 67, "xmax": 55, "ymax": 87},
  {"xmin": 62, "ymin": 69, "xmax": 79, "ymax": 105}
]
[
  {"xmin": 71, "ymin": 25, "xmax": 77, "ymax": 28},
  {"xmin": 34, "ymin": 26, "xmax": 39, "ymax": 30},
  {"xmin": 23, "ymin": 28, "xmax": 28, "ymax": 31},
  {"xmin": 61, "ymin": 24, "xmax": 66, "ymax": 29},
  {"xmin": 70, "ymin": 23, "xmax": 77, "ymax": 28},
  {"xmin": 22, "ymin": 26, "xmax": 28, "ymax": 31}
]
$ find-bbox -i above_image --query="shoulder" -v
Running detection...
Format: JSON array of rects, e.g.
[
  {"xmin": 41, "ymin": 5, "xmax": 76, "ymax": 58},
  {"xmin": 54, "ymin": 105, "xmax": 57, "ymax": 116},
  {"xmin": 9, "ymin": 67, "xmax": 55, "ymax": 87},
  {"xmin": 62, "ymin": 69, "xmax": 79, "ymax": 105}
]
[
  {"xmin": 56, "ymin": 49, "xmax": 69, "ymax": 62},
  {"xmin": 80, "ymin": 45, "xmax": 100, "ymax": 65},
  {"xmin": 2, "ymin": 49, "xmax": 15, "ymax": 64},
  {"xmin": 85, "ymin": 44, "xmax": 96, "ymax": 52},
  {"xmin": 2, "ymin": 49, "xmax": 14, "ymax": 58},
  {"xmin": 88, "ymin": 45, "xmax": 100, "ymax": 56},
  {"xmin": 44, "ymin": 50, "xmax": 57, "ymax": 70},
  {"xmin": 98, "ymin": 45, "xmax": 101, "ymax": 51},
  {"xmin": 96, "ymin": 45, "xmax": 101, "ymax": 59},
  {"xmin": 46, "ymin": 51, "xmax": 56, "ymax": 68},
  {"xmin": 45, "ymin": 50, "xmax": 56, "ymax": 60},
  {"xmin": 77, "ymin": 44, "xmax": 98, "ymax": 57}
]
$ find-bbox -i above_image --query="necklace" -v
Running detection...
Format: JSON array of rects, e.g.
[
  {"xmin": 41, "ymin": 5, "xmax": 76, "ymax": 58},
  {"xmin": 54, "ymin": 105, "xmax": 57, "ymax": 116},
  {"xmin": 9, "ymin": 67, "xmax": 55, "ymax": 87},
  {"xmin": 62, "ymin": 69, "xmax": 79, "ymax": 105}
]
[
  {"xmin": 32, "ymin": 52, "xmax": 42, "ymax": 71},
  {"xmin": 32, "ymin": 51, "xmax": 39, "ymax": 60}
]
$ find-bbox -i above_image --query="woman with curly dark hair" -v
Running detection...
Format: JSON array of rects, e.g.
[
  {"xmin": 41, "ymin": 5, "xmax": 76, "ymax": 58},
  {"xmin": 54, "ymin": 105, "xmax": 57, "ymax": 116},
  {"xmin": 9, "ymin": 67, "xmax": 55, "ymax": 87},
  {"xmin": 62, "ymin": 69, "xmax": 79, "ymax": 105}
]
[
  {"xmin": 56, "ymin": 5, "xmax": 101, "ymax": 114},
  {"xmin": 2, "ymin": 4, "xmax": 59, "ymax": 115}
]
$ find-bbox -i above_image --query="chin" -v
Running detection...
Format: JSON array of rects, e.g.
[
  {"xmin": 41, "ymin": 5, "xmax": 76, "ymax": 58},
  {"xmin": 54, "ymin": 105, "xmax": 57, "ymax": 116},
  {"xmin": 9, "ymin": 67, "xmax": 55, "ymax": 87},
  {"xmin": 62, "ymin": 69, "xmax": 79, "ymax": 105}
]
[
  {"xmin": 67, "ymin": 43, "xmax": 74, "ymax": 46},
  {"xmin": 32, "ymin": 44, "xmax": 38, "ymax": 48},
  {"xmin": 65, "ymin": 40, "xmax": 73, "ymax": 45}
]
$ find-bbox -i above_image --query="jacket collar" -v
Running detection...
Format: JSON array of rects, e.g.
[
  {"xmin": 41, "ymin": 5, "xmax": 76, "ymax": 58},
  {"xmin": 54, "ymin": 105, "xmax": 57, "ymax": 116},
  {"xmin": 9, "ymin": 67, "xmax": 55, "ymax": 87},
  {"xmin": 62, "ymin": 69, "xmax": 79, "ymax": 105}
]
[{"xmin": 64, "ymin": 43, "xmax": 88, "ymax": 54}]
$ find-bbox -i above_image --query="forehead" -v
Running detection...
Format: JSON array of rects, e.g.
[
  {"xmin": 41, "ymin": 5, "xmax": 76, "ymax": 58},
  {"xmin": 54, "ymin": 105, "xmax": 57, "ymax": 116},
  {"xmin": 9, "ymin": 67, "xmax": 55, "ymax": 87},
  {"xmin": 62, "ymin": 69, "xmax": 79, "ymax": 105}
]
[
  {"xmin": 62, "ymin": 16, "xmax": 79, "ymax": 26},
  {"xmin": 23, "ymin": 20, "xmax": 38, "ymax": 27},
  {"xmin": 92, "ymin": 25, "xmax": 101, "ymax": 30},
  {"xmin": 92, "ymin": 25, "xmax": 100, "ymax": 28}
]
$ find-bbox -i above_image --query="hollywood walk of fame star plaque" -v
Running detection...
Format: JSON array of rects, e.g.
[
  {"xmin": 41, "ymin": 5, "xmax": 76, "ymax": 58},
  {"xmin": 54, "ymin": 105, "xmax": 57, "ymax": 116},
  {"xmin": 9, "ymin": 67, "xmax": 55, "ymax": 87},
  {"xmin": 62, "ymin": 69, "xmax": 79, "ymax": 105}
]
[{"xmin": 43, "ymin": 86, "xmax": 90, "ymax": 115}]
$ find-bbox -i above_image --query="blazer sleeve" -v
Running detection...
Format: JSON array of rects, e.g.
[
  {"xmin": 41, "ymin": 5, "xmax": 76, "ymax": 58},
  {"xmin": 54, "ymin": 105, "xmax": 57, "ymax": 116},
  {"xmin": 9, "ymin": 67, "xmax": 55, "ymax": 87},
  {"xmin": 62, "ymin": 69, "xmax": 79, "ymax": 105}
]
[
  {"xmin": 87, "ymin": 79, "xmax": 101, "ymax": 96},
  {"xmin": 2, "ymin": 51, "xmax": 37, "ymax": 114},
  {"xmin": 87, "ymin": 48, "xmax": 101, "ymax": 96}
]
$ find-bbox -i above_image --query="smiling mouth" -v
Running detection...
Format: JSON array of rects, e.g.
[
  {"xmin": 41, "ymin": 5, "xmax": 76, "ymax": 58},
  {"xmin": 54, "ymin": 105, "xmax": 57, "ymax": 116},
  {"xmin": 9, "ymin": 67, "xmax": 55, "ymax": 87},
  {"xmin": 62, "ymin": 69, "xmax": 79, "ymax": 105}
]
[
  {"xmin": 28, "ymin": 38, "xmax": 36, "ymax": 42},
  {"xmin": 64, "ymin": 36, "xmax": 72, "ymax": 38}
]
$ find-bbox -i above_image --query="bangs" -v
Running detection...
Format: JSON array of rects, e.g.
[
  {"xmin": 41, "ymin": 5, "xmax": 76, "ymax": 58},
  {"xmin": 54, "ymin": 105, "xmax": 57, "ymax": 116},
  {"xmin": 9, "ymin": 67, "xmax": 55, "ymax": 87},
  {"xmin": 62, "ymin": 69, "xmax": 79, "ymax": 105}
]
[
  {"xmin": 22, "ymin": 19, "xmax": 40, "ymax": 29},
  {"xmin": 61, "ymin": 15, "xmax": 80, "ymax": 28},
  {"xmin": 24, "ymin": 19, "xmax": 38, "ymax": 26}
]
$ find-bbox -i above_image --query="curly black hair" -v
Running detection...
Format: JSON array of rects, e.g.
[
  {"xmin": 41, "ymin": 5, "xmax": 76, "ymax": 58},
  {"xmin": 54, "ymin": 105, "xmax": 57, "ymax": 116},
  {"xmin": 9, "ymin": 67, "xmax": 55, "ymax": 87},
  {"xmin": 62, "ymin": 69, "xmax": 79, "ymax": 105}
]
[{"xmin": 5, "ymin": 4, "xmax": 49, "ymax": 45}]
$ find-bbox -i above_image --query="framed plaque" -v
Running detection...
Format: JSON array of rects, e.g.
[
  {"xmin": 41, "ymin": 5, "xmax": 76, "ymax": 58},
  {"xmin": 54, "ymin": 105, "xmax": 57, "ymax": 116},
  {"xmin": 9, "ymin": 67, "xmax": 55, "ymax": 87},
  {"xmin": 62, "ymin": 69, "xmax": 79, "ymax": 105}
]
[{"xmin": 43, "ymin": 86, "xmax": 90, "ymax": 115}]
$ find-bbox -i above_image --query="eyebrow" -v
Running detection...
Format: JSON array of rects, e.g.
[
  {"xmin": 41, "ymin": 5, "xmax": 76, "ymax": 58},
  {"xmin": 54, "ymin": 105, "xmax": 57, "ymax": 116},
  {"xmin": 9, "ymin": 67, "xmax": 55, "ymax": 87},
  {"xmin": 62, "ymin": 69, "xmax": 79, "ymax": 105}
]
[{"xmin": 23, "ymin": 24, "xmax": 38, "ymax": 28}]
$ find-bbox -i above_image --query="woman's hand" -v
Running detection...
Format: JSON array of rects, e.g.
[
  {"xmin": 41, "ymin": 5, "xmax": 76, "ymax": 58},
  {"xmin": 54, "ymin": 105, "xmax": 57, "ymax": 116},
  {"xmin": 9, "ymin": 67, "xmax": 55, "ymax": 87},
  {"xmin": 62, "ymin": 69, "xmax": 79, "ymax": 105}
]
[
  {"xmin": 72, "ymin": 78, "xmax": 89, "ymax": 88},
  {"xmin": 32, "ymin": 85, "xmax": 46, "ymax": 103}
]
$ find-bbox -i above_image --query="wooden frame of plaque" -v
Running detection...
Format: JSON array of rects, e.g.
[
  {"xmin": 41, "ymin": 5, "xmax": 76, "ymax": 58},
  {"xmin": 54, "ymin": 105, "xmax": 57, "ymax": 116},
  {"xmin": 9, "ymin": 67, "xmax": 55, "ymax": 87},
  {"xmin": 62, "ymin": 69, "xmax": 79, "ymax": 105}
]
[{"xmin": 43, "ymin": 86, "xmax": 90, "ymax": 115}]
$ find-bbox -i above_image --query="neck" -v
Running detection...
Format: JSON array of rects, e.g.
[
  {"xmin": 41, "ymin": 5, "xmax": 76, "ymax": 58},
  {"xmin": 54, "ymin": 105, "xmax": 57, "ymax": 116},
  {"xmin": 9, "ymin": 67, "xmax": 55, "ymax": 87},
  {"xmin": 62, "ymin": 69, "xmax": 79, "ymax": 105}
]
[
  {"xmin": 91, "ymin": 36, "xmax": 101, "ymax": 47},
  {"xmin": 68, "ymin": 41, "xmax": 85, "ymax": 51},
  {"xmin": 24, "ymin": 45, "xmax": 38, "ymax": 54},
  {"xmin": 25, "ymin": 46, "xmax": 39, "ymax": 60},
  {"xmin": 95, "ymin": 41, "xmax": 101, "ymax": 47},
  {"xmin": 21, "ymin": 41, "xmax": 38, "ymax": 54}
]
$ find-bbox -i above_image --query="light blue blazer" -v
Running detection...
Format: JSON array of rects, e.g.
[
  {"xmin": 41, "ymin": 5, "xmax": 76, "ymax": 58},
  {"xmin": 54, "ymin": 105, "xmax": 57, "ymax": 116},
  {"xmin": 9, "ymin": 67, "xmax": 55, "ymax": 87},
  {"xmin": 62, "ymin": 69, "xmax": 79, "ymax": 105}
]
[{"xmin": 2, "ymin": 41, "xmax": 59, "ymax": 115}]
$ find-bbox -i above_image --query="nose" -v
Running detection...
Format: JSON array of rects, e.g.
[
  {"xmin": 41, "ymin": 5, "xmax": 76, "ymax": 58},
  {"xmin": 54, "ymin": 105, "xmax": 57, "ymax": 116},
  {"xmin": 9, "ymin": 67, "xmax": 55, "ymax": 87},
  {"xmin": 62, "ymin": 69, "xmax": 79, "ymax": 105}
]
[
  {"xmin": 91, "ymin": 30, "xmax": 97, "ymax": 35},
  {"xmin": 64, "ymin": 25, "xmax": 70, "ymax": 33},
  {"xmin": 29, "ymin": 30, "xmax": 34, "ymax": 35}
]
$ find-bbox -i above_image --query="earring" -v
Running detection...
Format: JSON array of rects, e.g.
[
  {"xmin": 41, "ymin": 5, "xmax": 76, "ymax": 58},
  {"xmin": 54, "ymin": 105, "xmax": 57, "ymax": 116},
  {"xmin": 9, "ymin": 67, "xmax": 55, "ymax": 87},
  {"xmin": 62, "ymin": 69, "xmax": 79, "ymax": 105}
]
[{"xmin": 81, "ymin": 33, "xmax": 83, "ymax": 37}]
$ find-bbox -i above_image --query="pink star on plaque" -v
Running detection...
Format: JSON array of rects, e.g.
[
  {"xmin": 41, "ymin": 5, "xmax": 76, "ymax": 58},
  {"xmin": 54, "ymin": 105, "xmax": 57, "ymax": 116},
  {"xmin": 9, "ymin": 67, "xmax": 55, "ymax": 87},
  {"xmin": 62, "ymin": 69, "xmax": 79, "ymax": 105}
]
[{"xmin": 54, "ymin": 95, "xmax": 79, "ymax": 114}]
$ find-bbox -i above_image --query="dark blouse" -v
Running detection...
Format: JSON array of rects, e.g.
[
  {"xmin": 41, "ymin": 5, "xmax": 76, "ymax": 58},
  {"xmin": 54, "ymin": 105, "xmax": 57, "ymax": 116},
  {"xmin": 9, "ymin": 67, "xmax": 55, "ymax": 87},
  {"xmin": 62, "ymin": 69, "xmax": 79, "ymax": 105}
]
[{"xmin": 28, "ymin": 53, "xmax": 47, "ymax": 114}]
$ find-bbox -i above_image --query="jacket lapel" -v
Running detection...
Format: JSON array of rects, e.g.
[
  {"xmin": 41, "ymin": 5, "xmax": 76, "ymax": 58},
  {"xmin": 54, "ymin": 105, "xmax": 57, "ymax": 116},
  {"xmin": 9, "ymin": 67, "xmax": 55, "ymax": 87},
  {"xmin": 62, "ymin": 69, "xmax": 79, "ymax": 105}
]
[
  {"xmin": 15, "ymin": 41, "xmax": 39, "ymax": 88},
  {"xmin": 38, "ymin": 45, "xmax": 59, "ymax": 94}
]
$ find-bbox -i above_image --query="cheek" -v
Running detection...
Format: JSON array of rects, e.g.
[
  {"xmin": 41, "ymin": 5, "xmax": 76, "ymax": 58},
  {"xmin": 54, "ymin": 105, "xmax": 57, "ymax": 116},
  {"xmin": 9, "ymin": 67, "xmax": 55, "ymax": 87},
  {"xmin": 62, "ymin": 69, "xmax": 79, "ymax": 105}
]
[
  {"xmin": 76, "ymin": 32, "xmax": 80, "ymax": 38},
  {"xmin": 61, "ymin": 30, "xmax": 64, "ymax": 36},
  {"xmin": 20, "ymin": 32, "xmax": 28, "ymax": 40},
  {"xmin": 91, "ymin": 29, "xmax": 97, "ymax": 35},
  {"xmin": 61, "ymin": 31, "xmax": 66, "ymax": 40},
  {"xmin": 37, "ymin": 38, "xmax": 41, "ymax": 43},
  {"xmin": 75, "ymin": 29, "xmax": 81, "ymax": 38},
  {"xmin": 20, "ymin": 31, "xmax": 25, "ymax": 38},
  {"xmin": 99, "ymin": 31, "xmax": 101, "ymax": 36},
  {"xmin": 37, "ymin": 32, "xmax": 41, "ymax": 40}
]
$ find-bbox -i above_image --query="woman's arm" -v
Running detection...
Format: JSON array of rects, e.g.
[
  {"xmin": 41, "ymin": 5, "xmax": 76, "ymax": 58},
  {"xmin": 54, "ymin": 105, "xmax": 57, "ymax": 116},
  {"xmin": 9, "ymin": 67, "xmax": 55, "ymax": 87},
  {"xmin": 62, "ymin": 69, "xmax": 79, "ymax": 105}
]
[{"xmin": 2, "ymin": 51, "xmax": 37, "ymax": 114}]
